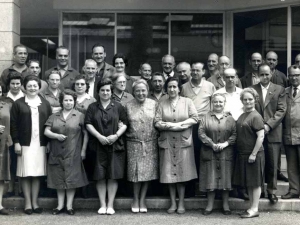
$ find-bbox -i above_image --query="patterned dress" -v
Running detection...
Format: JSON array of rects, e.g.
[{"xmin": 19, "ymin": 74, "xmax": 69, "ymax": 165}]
[{"xmin": 125, "ymin": 98, "xmax": 159, "ymax": 182}]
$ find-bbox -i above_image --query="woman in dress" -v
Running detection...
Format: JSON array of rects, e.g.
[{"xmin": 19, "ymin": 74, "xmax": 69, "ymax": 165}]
[
  {"xmin": 125, "ymin": 79, "xmax": 158, "ymax": 213},
  {"xmin": 40, "ymin": 70, "xmax": 62, "ymax": 114},
  {"xmin": 3, "ymin": 72, "xmax": 24, "ymax": 198},
  {"xmin": 198, "ymin": 93, "xmax": 236, "ymax": 215},
  {"xmin": 85, "ymin": 80, "xmax": 128, "ymax": 215},
  {"xmin": 10, "ymin": 75, "xmax": 52, "ymax": 215},
  {"xmin": 44, "ymin": 89, "xmax": 88, "ymax": 215},
  {"xmin": 233, "ymin": 88, "xmax": 265, "ymax": 218},
  {"xmin": 111, "ymin": 74, "xmax": 134, "ymax": 106},
  {"xmin": 0, "ymin": 83, "xmax": 13, "ymax": 215},
  {"xmin": 154, "ymin": 77, "xmax": 198, "ymax": 214},
  {"xmin": 112, "ymin": 53, "xmax": 135, "ymax": 94},
  {"xmin": 72, "ymin": 74, "xmax": 96, "ymax": 114}
]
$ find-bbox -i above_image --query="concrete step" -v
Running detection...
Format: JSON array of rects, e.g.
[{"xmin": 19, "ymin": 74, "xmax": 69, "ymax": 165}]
[{"xmin": 3, "ymin": 197, "xmax": 300, "ymax": 211}]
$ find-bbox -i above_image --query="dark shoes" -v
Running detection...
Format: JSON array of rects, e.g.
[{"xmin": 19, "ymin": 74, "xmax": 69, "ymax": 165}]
[
  {"xmin": 0, "ymin": 208, "xmax": 9, "ymax": 215},
  {"xmin": 66, "ymin": 209, "xmax": 75, "ymax": 215},
  {"xmin": 52, "ymin": 208, "xmax": 65, "ymax": 215},
  {"xmin": 202, "ymin": 209, "xmax": 213, "ymax": 215},
  {"xmin": 281, "ymin": 192, "xmax": 299, "ymax": 199},
  {"xmin": 277, "ymin": 173, "xmax": 289, "ymax": 182},
  {"xmin": 222, "ymin": 209, "xmax": 231, "ymax": 215},
  {"xmin": 24, "ymin": 209, "xmax": 33, "ymax": 215},
  {"xmin": 33, "ymin": 208, "xmax": 43, "ymax": 214},
  {"xmin": 268, "ymin": 194, "xmax": 278, "ymax": 204}
]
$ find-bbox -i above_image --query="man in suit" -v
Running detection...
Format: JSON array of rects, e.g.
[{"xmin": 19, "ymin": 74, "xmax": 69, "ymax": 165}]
[
  {"xmin": 176, "ymin": 62, "xmax": 191, "ymax": 85},
  {"xmin": 266, "ymin": 51, "xmax": 288, "ymax": 88},
  {"xmin": 161, "ymin": 54, "xmax": 176, "ymax": 80},
  {"xmin": 241, "ymin": 52, "xmax": 263, "ymax": 88},
  {"xmin": 92, "ymin": 44, "xmax": 115, "ymax": 82},
  {"xmin": 83, "ymin": 59, "xmax": 98, "ymax": 98},
  {"xmin": 207, "ymin": 55, "xmax": 242, "ymax": 90},
  {"xmin": 44, "ymin": 46, "xmax": 80, "ymax": 90},
  {"xmin": 251, "ymin": 64, "xmax": 287, "ymax": 204},
  {"xmin": 282, "ymin": 65, "xmax": 300, "ymax": 199}
]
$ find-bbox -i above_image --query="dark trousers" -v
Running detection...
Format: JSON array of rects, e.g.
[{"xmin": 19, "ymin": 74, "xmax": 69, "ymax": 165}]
[
  {"xmin": 285, "ymin": 145, "xmax": 300, "ymax": 194},
  {"xmin": 264, "ymin": 140, "xmax": 281, "ymax": 194}
]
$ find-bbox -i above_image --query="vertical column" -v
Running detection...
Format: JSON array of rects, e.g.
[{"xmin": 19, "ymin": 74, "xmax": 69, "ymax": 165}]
[
  {"xmin": 223, "ymin": 11, "xmax": 234, "ymax": 65},
  {"xmin": 0, "ymin": 0, "xmax": 20, "ymax": 74}
]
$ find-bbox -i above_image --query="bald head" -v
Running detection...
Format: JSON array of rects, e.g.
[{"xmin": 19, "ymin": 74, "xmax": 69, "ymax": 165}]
[
  {"xmin": 83, "ymin": 59, "xmax": 97, "ymax": 80},
  {"xmin": 249, "ymin": 52, "xmax": 263, "ymax": 71},
  {"xmin": 207, "ymin": 53, "xmax": 219, "ymax": 71},
  {"xmin": 266, "ymin": 51, "xmax": 278, "ymax": 70},
  {"xmin": 224, "ymin": 68, "xmax": 237, "ymax": 88},
  {"xmin": 177, "ymin": 62, "xmax": 191, "ymax": 82},
  {"xmin": 162, "ymin": 54, "xmax": 175, "ymax": 74},
  {"xmin": 219, "ymin": 56, "xmax": 231, "ymax": 75}
]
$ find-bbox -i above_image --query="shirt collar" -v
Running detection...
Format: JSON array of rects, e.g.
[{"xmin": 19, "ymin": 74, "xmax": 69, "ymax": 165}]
[
  {"xmin": 7, "ymin": 90, "xmax": 24, "ymax": 100},
  {"xmin": 190, "ymin": 79, "xmax": 202, "ymax": 88},
  {"xmin": 260, "ymin": 82, "xmax": 270, "ymax": 90},
  {"xmin": 163, "ymin": 71, "xmax": 174, "ymax": 77}
]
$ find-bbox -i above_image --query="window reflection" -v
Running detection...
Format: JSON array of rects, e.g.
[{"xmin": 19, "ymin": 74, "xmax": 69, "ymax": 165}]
[{"xmin": 234, "ymin": 8, "xmax": 287, "ymax": 77}]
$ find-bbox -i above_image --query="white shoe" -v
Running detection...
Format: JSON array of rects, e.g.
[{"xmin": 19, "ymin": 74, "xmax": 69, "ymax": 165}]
[
  {"xmin": 131, "ymin": 207, "xmax": 139, "ymax": 213},
  {"xmin": 140, "ymin": 208, "xmax": 147, "ymax": 213},
  {"xmin": 98, "ymin": 207, "xmax": 106, "ymax": 215},
  {"xmin": 106, "ymin": 208, "xmax": 115, "ymax": 215}
]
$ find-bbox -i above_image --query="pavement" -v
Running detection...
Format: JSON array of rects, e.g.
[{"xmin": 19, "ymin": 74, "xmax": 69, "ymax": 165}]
[{"xmin": 0, "ymin": 209, "xmax": 299, "ymax": 225}]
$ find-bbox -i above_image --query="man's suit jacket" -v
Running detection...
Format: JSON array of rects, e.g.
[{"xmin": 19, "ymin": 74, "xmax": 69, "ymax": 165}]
[
  {"xmin": 252, "ymin": 82, "xmax": 286, "ymax": 143},
  {"xmin": 241, "ymin": 72, "xmax": 253, "ymax": 88},
  {"xmin": 207, "ymin": 74, "xmax": 242, "ymax": 90}
]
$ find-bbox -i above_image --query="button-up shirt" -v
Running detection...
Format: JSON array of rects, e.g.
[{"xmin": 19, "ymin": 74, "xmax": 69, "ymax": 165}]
[
  {"xmin": 163, "ymin": 71, "xmax": 174, "ymax": 81},
  {"xmin": 260, "ymin": 83, "xmax": 270, "ymax": 103}
]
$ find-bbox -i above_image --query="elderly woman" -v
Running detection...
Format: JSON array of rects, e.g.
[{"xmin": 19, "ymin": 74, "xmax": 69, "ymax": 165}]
[
  {"xmin": 155, "ymin": 77, "xmax": 198, "ymax": 214},
  {"xmin": 112, "ymin": 53, "xmax": 135, "ymax": 94},
  {"xmin": 111, "ymin": 74, "xmax": 134, "ymax": 106},
  {"xmin": 85, "ymin": 80, "xmax": 127, "ymax": 215},
  {"xmin": 40, "ymin": 70, "xmax": 62, "ymax": 114},
  {"xmin": 10, "ymin": 75, "xmax": 52, "ymax": 215},
  {"xmin": 198, "ymin": 93, "xmax": 236, "ymax": 215},
  {"xmin": 72, "ymin": 74, "xmax": 96, "ymax": 114},
  {"xmin": 233, "ymin": 88, "xmax": 265, "ymax": 218},
  {"xmin": 125, "ymin": 79, "xmax": 158, "ymax": 213},
  {"xmin": 44, "ymin": 89, "xmax": 88, "ymax": 215},
  {"xmin": 0, "ymin": 83, "xmax": 13, "ymax": 215}
]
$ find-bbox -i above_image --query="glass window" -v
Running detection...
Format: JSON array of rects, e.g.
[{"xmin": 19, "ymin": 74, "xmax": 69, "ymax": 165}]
[
  {"xmin": 171, "ymin": 13, "xmax": 223, "ymax": 66},
  {"xmin": 117, "ymin": 13, "xmax": 168, "ymax": 76},
  {"xmin": 292, "ymin": 6, "xmax": 300, "ymax": 64},
  {"xmin": 63, "ymin": 13, "xmax": 115, "ymax": 72},
  {"xmin": 234, "ymin": 8, "xmax": 287, "ymax": 77}
]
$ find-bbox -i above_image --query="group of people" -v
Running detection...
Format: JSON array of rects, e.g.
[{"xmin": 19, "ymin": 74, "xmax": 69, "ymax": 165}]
[{"xmin": 0, "ymin": 43, "xmax": 299, "ymax": 219}]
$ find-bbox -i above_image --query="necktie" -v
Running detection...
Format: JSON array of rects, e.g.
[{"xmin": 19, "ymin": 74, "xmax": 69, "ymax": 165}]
[{"xmin": 293, "ymin": 87, "xmax": 297, "ymax": 98}]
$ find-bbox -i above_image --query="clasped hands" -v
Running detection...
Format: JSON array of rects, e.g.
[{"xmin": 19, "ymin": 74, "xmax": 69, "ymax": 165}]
[
  {"xmin": 98, "ymin": 134, "xmax": 118, "ymax": 145},
  {"xmin": 212, "ymin": 142, "xmax": 228, "ymax": 152}
]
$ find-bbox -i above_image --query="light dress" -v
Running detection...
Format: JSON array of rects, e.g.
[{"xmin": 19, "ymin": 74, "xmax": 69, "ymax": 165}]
[{"xmin": 16, "ymin": 96, "xmax": 47, "ymax": 177}]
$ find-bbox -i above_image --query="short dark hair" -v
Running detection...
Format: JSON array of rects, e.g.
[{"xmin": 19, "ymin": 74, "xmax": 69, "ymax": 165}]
[
  {"xmin": 23, "ymin": 75, "xmax": 41, "ymax": 90},
  {"xmin": 47, "ymin": 69, "xmax": 62, "ymax": 80},
  {"xmin": 92, "ymin": 44, "xmax": 105, "ymax": 53},
  {"xmin": 164, "ymin": 77, "xmax": 182, "ymax": 93},
  {"xmin": 7, "ymin": 71, "xmax": 23, "ymax": 87},
  {"xmin": 59, "ymin": 89, "xmax": 77, "ymax": 109},
  {"xmin": 13, "ymin": 45, "xmax": 28, "ymax": 55},
  {"xmin": 27, "ymin": 59, "xmax": 40, "ymax": 67},
  {"xmin": 56, "ymin": 46, "xmax": 69, "ymax": 54},
  {"xmin": 96, "ymin": 79, "xmax": 113, "ymax": 95},
  {"xmin": 72, "ymin": 74, "xmax": 90, "ymax": 94},
  {"xmin": 151, "ymin": 72, "xmax": 165, "ymax": 81},
  {"xmin": 112, "ymin": 53, "xmax": 128, "ymax": 67}
]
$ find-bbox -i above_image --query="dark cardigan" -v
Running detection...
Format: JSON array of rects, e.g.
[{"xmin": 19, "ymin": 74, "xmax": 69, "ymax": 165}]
[{"xmin": 10, "ymin": 96, "xmax": 52, "ymax": 146}]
